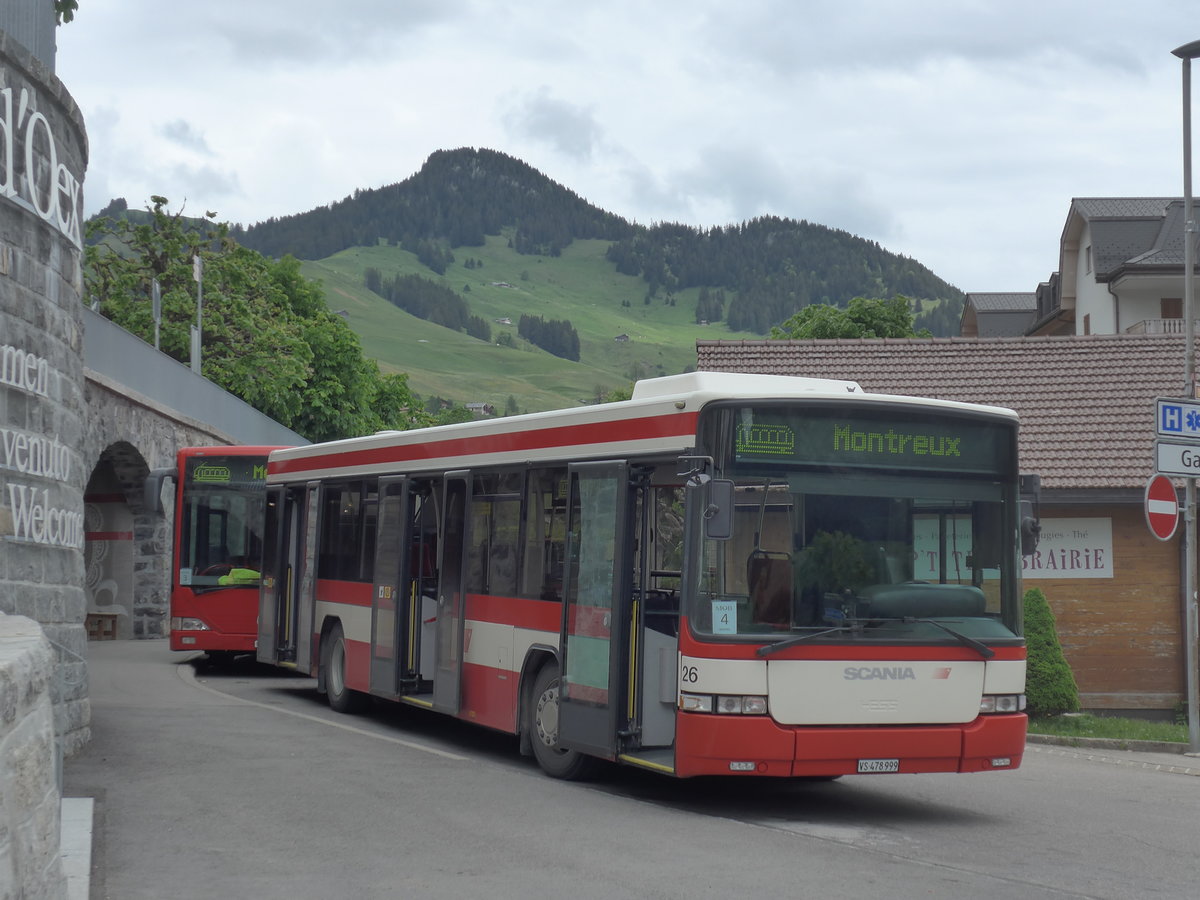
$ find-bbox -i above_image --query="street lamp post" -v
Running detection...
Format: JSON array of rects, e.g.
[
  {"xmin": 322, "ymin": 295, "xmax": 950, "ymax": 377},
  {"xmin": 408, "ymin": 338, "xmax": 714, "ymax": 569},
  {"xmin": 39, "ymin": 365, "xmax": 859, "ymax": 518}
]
[{"xmin": 1172, "ymin": 39, "xmax": 1200, "ymax": 754}]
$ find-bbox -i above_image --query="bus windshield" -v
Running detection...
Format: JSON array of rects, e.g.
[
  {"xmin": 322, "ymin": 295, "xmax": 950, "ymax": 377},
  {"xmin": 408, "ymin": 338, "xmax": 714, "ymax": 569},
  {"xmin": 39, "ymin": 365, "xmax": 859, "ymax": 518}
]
[
  {"xmin": 178, "ymin": 454, "xmax": 269, "ymax": 590},
  {"xmin": 690, "ymin": 403, "xmax": 1021, "ymax": 645}
]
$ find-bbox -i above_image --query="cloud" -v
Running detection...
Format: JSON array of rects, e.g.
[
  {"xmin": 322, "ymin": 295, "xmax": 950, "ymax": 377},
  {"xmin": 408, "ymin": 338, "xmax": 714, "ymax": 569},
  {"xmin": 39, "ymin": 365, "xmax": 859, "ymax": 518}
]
[
  {"xmin": 205, "ymin": 0, "xmax": 469, "ymax": 65},
  {"xmin": 503, "ymin": 88, "xmax": 605, "ymax": 161},
  {"xmin": 168, "ymin": 164, "xmax": 242, "ymax": 207},
  {"xmin": 160, "ymin": 120, "xmax": 212, "ymax": 155},
  {"xmin": 658, "ymin": 143, "xmax": 898, "ymax": 240},
  {"xmin": 695, "ymin": 0, "xmax": 1155, "ymax": 79}
]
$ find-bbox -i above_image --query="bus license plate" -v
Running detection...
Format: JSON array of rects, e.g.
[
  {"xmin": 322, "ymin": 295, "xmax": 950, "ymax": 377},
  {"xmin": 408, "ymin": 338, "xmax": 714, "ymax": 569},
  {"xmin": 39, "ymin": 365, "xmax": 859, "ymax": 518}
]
[{"xmin": 857, "ymin": 758, "xmax": 900, "ymax": 774}]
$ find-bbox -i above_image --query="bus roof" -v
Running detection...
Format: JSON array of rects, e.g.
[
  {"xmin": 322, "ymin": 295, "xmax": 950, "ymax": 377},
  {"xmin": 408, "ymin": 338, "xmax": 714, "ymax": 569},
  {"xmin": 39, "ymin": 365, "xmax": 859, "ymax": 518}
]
[{"xmin": 266, "ymin": 371, "xmax": 1017, "ymax": 483}]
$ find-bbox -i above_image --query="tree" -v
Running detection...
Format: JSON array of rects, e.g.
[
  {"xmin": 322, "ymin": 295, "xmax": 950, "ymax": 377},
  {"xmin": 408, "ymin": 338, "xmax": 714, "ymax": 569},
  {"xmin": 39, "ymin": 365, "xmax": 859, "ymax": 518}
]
[
  {"xmin": 55, "ymin": 1, "xmax": 79, "ymax": 25},
  {"xmin": 599, "ymin": 383, "xmax": 633, "ymax": 403},
  {"xmin": 1023, "ymin": 588, "xmax": 1080, "ymax": 717},
  {"xmin": 84, "ymin": 197, "xmax": 425, "ymax": 442},
  {"xmin": 769, "ymin": 295, "xmax": 932, "ymax": 340}
]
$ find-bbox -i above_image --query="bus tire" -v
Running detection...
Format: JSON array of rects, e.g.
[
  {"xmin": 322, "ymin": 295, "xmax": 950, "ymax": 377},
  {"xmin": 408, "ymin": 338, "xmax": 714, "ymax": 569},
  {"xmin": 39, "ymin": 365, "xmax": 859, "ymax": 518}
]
[
  {"xmin": 323, "ymin": 623, "xmax": 367, "ymax": 714},
  {"xmin": 528, "ymin": 662, "xmax": 595, "ymax": 780}
]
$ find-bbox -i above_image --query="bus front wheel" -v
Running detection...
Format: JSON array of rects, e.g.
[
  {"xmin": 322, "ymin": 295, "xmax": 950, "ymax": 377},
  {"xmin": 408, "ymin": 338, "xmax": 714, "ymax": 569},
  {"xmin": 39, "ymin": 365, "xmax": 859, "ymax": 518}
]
[
  {"xmin": 528, "ymin": 663, "xmax": 595, "ymax": 780},
  {"xmin": 323, "ymin": 623, "xmax": 367, "ymax": 714}
]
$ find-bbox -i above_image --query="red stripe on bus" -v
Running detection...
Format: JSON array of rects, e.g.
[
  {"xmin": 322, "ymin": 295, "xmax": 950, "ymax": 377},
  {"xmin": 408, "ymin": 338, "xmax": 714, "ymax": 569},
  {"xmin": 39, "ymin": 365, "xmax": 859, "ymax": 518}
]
[
  {"xmin": 566, "ymin": 604, "xmax": 611, "ymax": 638},
  {"xmin": 315, "ymin": 580, "xmax": 373, "ymax": 607},
  {"xmin": 269, "ymin": 411, "xmax": 699, "ymax": 476},
  {"xmin": 465, "ymin": 594, "xmax": 561, "ymax": 632}
]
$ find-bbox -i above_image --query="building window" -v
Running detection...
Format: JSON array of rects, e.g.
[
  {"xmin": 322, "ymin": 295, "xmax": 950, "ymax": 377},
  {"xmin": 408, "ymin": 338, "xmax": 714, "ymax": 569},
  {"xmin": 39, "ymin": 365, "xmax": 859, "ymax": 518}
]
[
  {"xmin": 1083, "ymin": 314, "xmax": 1091, "ymax": 335},
  {"xmin": 1162, "ymin": 298, "xmax": 1183, "ymax": 319},
  {"xmin": 1085, "ymin": 246, "xmax": 1092, "ymax": 274}
]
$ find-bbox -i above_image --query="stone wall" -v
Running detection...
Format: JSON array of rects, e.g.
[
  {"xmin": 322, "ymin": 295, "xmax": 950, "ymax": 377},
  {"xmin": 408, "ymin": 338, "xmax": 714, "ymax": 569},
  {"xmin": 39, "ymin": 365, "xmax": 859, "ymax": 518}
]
[
  {"xmin": 1, "ymin": 31, "xmax": 90, "ymax": 756},
  {"xmin": 83, "ymin": 373, "xmax": 237, "ymax": 639},
  {"xmin": 0, "ymin": 615, "xmax": 66, "ymax": 900}
]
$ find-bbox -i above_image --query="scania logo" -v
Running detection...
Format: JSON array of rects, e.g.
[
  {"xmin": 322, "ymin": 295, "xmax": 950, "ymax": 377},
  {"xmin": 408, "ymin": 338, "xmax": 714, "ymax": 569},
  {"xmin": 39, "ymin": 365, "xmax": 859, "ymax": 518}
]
[{"xmin": 843, "ymin": 666, "xmax": 917, "ymax": 681}]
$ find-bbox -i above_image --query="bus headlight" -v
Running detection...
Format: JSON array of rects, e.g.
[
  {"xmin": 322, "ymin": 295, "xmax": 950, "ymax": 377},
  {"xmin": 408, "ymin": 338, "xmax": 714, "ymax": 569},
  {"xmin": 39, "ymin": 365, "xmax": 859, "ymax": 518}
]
[
  {"xmin": 679, "ymin": 693, "xmax": 713, "ymax": 713},
  {"xmin": 680, "ymin": 693, "xmax": 768, "ymax": 715},
  {"xmin": 980, "ymin": 694, "xmax": 1026, "ymax": 714},
  {"xmin": 171, "ymin": 617, "xmax": 211, "ymax": 632}
]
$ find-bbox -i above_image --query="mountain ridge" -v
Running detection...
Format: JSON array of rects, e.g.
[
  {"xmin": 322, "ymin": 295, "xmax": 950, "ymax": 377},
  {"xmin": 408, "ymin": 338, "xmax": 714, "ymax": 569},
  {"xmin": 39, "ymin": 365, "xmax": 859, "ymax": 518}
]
[{"xmin": 233, "ymin": 147, "xmax": 964, "ymax": 338}]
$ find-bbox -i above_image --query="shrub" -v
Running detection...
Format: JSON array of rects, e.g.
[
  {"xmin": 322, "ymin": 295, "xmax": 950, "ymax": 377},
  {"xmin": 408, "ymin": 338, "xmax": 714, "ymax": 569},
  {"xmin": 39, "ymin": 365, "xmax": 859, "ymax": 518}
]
[{"xmin": 1023, "ymin": 587, "xmax": 1080, "ymax": 716}]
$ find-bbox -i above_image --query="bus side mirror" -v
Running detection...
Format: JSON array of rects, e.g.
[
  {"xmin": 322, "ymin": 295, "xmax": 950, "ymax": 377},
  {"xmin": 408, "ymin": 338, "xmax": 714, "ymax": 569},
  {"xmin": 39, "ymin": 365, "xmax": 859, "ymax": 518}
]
[
  {"xmin": 704, "ymin": 479, "xmax": 734, "ymax": 541},
  {"xmin": 1020, "ymin": 501, "xmax": 1041, "ymax": 557},
  {"xmin": 1018, "ymin": 473, "xmax": 1041, "ymax": 557},
  {"xmin": 144, "ymin": 467, "xmax": 174, "ymax": 514}
]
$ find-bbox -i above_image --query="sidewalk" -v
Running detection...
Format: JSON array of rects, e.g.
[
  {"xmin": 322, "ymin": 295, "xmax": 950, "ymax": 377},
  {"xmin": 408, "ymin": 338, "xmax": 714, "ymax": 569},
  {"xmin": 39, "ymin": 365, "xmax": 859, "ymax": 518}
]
[
  {"xmin": 1025, "ymin": 733, "xmax": 1200, "ymax": 777},
  {"xmin": 60, "ymin": 798, "xmax": 93, "ymax": 899}
]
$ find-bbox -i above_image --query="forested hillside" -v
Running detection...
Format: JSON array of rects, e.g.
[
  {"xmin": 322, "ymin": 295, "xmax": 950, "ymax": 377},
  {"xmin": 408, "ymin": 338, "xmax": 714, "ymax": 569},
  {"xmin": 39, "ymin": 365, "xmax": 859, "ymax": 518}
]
[
  {"xmin": 234, "ymin": 148, "xmax": 632, "ymax": 261},
  {"xmin": 236, "ymin": 147, "xmax": 965, "ymax": 336},
  {"xmin": 606, "ymin": 217, "xmax": 961, "ymax": 333}
]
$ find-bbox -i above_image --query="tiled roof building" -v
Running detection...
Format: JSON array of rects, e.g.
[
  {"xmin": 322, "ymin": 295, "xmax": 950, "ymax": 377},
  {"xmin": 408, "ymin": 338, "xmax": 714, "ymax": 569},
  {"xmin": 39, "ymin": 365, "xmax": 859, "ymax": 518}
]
[
  {"xmin": 960, "ymin": 293, "xmax": 1037, "ymax": 337},
  {"xmin": 1022, "ymin": 197, "xmax": 1195, "ymax": 337},
  {"xmin": 698, "ymin": 333, "xmax": 1186, "ymax": 495}
]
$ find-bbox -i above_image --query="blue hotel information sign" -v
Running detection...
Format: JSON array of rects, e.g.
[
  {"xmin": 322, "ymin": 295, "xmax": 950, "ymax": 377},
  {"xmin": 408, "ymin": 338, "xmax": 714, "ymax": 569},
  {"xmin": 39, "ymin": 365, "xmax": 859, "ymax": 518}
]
[{"xmin": 1156, "ymin": 397, "xmax": 1200, "ymax": 441}]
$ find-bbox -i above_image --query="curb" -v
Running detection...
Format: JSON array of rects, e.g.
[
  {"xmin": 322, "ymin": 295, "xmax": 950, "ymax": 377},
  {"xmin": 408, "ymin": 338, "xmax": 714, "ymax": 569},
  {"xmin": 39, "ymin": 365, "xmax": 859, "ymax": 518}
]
[{"xmin": 1027, "ymin": 733, "xmax": 1190, "ymax": 755}]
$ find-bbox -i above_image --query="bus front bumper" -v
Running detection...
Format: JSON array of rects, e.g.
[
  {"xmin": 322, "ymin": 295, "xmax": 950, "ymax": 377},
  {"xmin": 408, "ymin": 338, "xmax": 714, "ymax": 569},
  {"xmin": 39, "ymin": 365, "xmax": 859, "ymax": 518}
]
[{"xmin": 673, "ymin": 712, "xmax": 1027, "ymax": 778}]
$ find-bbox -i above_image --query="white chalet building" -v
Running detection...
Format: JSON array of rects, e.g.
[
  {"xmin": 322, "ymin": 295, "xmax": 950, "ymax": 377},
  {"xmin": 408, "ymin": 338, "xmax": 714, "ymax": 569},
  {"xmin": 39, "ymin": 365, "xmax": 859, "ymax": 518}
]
[{"xmin": 962, "ymin": 198, "xmax": 1195, "ymax": 338}]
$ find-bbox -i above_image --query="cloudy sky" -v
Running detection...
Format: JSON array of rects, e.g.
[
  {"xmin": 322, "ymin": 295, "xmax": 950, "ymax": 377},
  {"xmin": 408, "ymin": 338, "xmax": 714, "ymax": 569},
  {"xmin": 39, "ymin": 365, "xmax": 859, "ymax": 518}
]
[{"xmin": 55, "ymin": 1, "xmax": 1196, "ymax": 293}]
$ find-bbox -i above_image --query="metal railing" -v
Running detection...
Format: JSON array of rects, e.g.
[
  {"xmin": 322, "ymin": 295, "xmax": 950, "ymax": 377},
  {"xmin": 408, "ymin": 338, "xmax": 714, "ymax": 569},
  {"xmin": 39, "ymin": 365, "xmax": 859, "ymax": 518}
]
[{"xmin": 1124, "ymin": 318, "xmax": 1193, "ymax": 334}]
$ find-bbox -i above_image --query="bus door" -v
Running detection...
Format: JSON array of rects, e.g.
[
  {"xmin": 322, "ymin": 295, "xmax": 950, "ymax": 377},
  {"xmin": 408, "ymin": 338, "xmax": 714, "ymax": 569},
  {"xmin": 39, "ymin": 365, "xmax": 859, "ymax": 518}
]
[
  {"xmin": 369, "ymin": 476, "xmax": 412, "ymax": 697},
  {"xmin": 632, "ymin": 478, "xmax": 680, "ymax": 750},
  {"xmin": 257, "ymin": 485, "xmax": 285, "ymax": 665},
  {"xmin": 558, "ymin": 461, "xmax": 633, "ymax": 760},
  {"xmin": 432, "ymin": 472, "xmax": 472, "ymax": 714},
  {"xmin": 258, "ymin": 482, "xmax": 319, "ymax": 669}
]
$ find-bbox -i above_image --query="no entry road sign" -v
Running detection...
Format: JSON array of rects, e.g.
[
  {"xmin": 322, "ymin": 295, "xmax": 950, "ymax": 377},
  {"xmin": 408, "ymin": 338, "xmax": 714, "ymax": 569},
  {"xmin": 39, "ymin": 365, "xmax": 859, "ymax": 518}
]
[{"xmin": 1145, "ymin": 474, "xmax": 1180, "ymax": 541}]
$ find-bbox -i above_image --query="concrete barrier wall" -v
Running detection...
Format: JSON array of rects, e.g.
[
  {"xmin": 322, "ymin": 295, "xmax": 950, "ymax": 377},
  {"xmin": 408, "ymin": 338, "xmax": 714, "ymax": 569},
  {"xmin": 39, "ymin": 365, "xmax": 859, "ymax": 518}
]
[{"xmin": 0, "ymin": 615, "xmax": 66, "ymax": 900}]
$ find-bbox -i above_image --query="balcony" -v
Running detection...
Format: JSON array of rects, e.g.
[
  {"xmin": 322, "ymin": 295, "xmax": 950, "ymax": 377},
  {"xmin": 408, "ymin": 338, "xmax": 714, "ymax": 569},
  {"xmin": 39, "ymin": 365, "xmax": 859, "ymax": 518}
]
[{"xmin": 1125, "ymin": 318, "xmax": 1192, "ymax": 334}]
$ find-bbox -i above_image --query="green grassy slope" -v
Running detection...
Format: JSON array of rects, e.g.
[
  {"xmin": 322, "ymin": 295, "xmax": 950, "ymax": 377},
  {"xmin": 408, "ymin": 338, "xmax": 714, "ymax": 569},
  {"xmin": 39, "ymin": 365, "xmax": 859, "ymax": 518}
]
[{"xmin": 301, "ymin": 234, "xmax": 758, "ymax": 413}]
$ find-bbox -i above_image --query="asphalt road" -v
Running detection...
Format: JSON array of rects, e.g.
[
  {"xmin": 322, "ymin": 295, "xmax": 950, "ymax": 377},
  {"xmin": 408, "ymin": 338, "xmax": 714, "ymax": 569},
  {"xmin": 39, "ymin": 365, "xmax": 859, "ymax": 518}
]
[{"xmin": 65, "ymin": 640, "xmax": 1200, "ymax": 900}]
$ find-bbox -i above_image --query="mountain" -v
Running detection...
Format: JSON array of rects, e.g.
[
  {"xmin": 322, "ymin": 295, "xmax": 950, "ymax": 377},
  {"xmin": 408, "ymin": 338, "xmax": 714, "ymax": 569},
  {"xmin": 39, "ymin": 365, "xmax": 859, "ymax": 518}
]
[
  {"xmin": 90, "ymin": 150, "xmax": 966, "ymax": 412},
  {"xmin": 234, "ymin": 148, "xmax": 633, "ymax": 261},
  {"xmin": 235, "ymin": 148, "xmax": 964, "ymax": 338}
]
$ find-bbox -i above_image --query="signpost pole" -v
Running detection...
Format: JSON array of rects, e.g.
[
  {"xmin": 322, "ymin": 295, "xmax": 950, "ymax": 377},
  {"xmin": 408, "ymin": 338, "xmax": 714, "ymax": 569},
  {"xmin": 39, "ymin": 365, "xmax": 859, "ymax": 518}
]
[{"xmin": 1172, "ymin": 40, "xmax": 1200, "ymax": 753}]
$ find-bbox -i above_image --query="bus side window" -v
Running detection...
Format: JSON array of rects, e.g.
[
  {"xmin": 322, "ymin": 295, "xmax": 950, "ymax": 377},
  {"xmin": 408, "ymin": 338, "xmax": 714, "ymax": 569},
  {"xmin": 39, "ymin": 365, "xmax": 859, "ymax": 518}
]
[
  {"xmin": 468, "ymin": 472, "xmax": 522, "ymax": 596},
  {"xmin": 411, "ymin": 485, "xmax": 439, "ymax": 599},
  {"xmin": 359, "ymin": 481, "xmax": 379, "ymax": 583},
  {"xmin": 318, "ymin": 480, "xmax": 377, "ymax": 582},
  {"xmin": 521, "ymin": 468, "xmax": 567, "ymax": 602}
]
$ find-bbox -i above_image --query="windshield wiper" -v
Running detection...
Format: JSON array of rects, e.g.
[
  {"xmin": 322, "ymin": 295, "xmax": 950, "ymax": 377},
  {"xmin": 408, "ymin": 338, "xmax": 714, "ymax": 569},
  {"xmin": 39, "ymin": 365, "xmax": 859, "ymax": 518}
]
[
  {"xmin": 755, "ymin": 619, "xmax": 996, "ymax": 660},
  {"xmin": 756, "ymin": 626, "xmax": 851, "ymax": 657},
  {"xmin": 900, "ymin": 617, "xmax": 995, "ymax": 659}
]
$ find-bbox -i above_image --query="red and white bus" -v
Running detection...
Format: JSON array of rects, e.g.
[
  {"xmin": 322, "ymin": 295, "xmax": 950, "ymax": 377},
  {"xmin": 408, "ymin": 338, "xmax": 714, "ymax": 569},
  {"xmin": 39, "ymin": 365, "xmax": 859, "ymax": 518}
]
[
  {"xmin": 257, "ymin": 372, "xmax": 1029, "ymax": 779},
  {"xmin": 149, "ymin": 446, "xmax": 282, "ymax": 661}
]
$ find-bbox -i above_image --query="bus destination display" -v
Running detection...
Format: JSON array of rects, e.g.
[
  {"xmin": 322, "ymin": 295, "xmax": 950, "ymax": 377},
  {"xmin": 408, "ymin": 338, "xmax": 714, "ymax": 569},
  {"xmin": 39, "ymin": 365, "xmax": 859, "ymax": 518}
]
[{"xmin": 733, "ymin": 408, "xmax": 1008, "ymax": 474}]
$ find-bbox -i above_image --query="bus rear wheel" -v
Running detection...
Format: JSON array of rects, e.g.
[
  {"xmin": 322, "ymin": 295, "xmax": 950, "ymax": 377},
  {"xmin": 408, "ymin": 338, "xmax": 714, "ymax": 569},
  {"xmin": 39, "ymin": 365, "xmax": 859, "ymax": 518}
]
[
  {"xmin": 323, "ymin": 623, "xmax": 367, "ymax": 714},
  {"xmin": 528, "ymin": 662, "xmax": 595, "ymax": 780}
]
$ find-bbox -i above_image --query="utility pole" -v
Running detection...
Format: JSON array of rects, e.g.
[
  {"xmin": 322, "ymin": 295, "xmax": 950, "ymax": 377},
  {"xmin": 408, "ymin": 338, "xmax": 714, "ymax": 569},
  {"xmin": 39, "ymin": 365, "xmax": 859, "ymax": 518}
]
[
  {"xmin": 190, "ymin": 254, "xmax": 203, "ymax": 374},
  {"xmin": 1172, "ymin": 39, "xmax": 1200, "ymax": 755}
]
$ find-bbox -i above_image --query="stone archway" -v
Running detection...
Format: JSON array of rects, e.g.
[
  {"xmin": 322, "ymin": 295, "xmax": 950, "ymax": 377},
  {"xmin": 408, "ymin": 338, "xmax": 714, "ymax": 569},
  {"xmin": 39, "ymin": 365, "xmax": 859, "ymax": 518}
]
[
  {"xmin": 83, "ymin": 455, "xmax": 134, "ymax": 638},
  {"xmin": 83, "ymin": 441, "xmax": 170, "ymax": 639}
]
